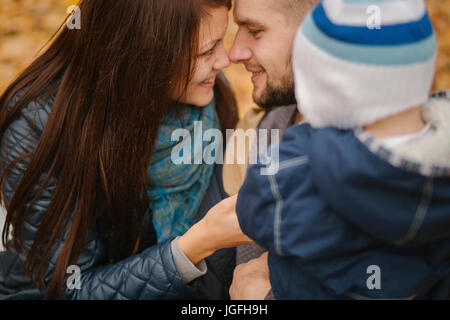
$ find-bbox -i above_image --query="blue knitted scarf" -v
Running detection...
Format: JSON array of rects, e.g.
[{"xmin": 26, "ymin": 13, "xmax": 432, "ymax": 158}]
[{"xmin": 148, "ymin": 99, "xmax": 220, "ymax": 243}]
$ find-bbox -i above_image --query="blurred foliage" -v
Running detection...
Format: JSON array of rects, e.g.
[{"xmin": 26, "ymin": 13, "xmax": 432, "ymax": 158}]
[{"xmin": 0, "ymin": 0, "xmax": 449, "ymax": 117}]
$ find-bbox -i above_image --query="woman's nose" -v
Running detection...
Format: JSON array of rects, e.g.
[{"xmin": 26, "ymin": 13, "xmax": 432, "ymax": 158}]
[{"xmin": 214, "ymin": 43, "xmax": 231, "ymax": 70}]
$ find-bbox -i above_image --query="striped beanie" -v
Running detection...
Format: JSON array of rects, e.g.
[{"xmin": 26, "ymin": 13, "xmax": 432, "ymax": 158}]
[{"xmin": 293, "ymin": 0, "xmax": 438, "ymax": 129}]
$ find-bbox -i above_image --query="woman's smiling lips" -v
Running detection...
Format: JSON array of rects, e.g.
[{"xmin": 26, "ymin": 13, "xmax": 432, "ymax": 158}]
[
  {"xmin": 200, "ymin": 77, "xmax": 216, "ymax": 89},
  {"xmin": 199, "ymin": 76, "xmax": 216, "ymax": 88}
]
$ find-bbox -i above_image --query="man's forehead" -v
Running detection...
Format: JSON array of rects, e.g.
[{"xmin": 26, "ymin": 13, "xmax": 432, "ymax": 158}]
[{"xmin": 234, "ymin": 0, "xmax": 282, "ymax": 26}]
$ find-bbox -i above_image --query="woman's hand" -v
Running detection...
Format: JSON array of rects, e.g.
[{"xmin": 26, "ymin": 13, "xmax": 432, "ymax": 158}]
[
  {"xmin": 201, "ymin": 195, "xmax": 253, "ymax": 248},
  {"xmin": 178, "ymin": 195, "xmax": 253, "ymax": 265}
]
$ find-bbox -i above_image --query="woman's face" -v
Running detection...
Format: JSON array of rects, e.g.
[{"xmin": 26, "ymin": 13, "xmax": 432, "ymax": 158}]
[{"xmin": 176, "ymin": 6, "xmax": 230, "ymax": 107}]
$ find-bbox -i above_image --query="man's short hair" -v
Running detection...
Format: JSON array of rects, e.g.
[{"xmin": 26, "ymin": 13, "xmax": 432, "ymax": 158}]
[{"xmin": 275, "ymin": 0, "xmax": 318, "ymax": 22}]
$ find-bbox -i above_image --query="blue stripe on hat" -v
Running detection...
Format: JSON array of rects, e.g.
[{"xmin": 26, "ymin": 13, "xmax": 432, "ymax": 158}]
[
  {"xmin": 301, "ymin": 12, "xmax": 437, "ymax": 65},
  {"xmin": 313, "ymin": 2, "xmax": 434, "ymax": 46}
]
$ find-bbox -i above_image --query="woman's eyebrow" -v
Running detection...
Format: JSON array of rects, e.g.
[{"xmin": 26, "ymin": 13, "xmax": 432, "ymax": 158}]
[{"xmin": 200, "ymin": 39, "xmax": 221, "ymax": 51}]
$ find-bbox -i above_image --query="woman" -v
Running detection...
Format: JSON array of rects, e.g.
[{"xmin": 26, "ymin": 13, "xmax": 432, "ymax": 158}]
[{"xmin": 0, "ymin": 0, "xmax": 251, "ymax": 299}]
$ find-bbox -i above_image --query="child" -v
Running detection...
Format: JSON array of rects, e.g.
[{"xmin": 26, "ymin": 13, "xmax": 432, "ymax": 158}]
[{"xmin": 236, "ymin": 0, "xmax": 450, "ymax": 299}]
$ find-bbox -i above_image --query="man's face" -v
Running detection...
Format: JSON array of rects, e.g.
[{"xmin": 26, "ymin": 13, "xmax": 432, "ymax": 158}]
[{"xmin": 230, "ymin": 0, "xmax": 311, "ymax": 109}]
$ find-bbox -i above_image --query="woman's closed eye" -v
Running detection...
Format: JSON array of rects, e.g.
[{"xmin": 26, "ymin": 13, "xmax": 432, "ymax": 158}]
[
  {"xmin": 200, "ymin": 42, "xmax": 220, "ymax": 57},
  {"xmin": 202, "ymin": 47, "xmax": 216, "ymax": 56}
]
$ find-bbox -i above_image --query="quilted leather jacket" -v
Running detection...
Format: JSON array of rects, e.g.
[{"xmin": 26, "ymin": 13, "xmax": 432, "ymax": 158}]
[{"xmin": 0, "ymin": 92, "xmax": 235, "ymax": 300}]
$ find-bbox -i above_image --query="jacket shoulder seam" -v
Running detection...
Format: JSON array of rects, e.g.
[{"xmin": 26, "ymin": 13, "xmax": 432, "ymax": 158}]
[{"xmin": 395, "ymin": 177, "xmax": 434, "ymax": 246}]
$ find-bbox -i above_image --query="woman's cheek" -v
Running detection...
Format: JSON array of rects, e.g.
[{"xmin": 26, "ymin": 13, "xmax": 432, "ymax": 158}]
[{"xmin": 187, "ymin": 83, "xmax": 215, "ymax": 107}]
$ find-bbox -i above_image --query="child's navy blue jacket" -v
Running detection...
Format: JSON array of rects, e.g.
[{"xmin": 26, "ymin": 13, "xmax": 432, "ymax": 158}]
[{"xmin": 236, "ymin": 99, "xmax": 450, "ymax": 299}]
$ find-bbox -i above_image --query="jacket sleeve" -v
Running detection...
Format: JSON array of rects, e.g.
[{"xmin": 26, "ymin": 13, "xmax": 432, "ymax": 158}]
[
  {"xmin": 0, "ymin": 97, "xmax": 197, "ymax": 300},
  {"xmin": 64, "ymin": 240, "xmax": 195, "ymax": 300}
]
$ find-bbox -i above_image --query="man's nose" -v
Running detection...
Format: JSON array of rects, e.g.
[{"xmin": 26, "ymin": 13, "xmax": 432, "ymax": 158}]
[{"xmin": 229, "ymin": 34, "xmax": 252, "ymax": 64}]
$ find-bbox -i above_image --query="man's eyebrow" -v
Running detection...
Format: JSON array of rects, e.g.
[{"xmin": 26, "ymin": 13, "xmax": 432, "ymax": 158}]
[{"xmin": 235, "ymin": 18, "xmax": 265, "ymax": 28}]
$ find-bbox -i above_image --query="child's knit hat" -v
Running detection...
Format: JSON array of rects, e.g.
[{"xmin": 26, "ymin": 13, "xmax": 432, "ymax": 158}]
[{"xmin": 293, "ymin": 0, "xmax": 437, "ymax": 129}]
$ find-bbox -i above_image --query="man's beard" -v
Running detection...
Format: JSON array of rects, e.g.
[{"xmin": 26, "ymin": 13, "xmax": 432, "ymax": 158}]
[{"xmin": 254, "ymin": 73, "xmax": 297, "ymax": 110}]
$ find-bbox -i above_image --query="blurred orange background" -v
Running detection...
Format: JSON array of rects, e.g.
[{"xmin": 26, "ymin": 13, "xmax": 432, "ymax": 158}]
[{"xmin": 0, "ymin": 0, "xmax": 449, "ymax": 118}]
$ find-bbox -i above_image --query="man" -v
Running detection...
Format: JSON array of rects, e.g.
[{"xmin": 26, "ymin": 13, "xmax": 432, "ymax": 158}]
[
  {"xmin": 223, "ymin": 0, "xmax": 318, "ymax": 299},
  {"xmin": 234, "ymin": 0, "xmax": 450, "ymax": 300}
]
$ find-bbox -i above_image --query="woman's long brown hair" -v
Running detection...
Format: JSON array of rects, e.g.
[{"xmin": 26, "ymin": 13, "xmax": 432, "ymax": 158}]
[{"xmin": 0, "ymin": 0, "xmax": 236, "ymax": 298}]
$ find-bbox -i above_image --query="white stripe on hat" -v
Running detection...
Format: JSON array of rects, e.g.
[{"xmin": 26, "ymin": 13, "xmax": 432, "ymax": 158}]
[
  {"xmin": 293, "ymin": 29, "xmax": 437, "ymax": 129},
  {"xmin": 322, "ymin": 0, "xmax": 427, "ymax": 26}
]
